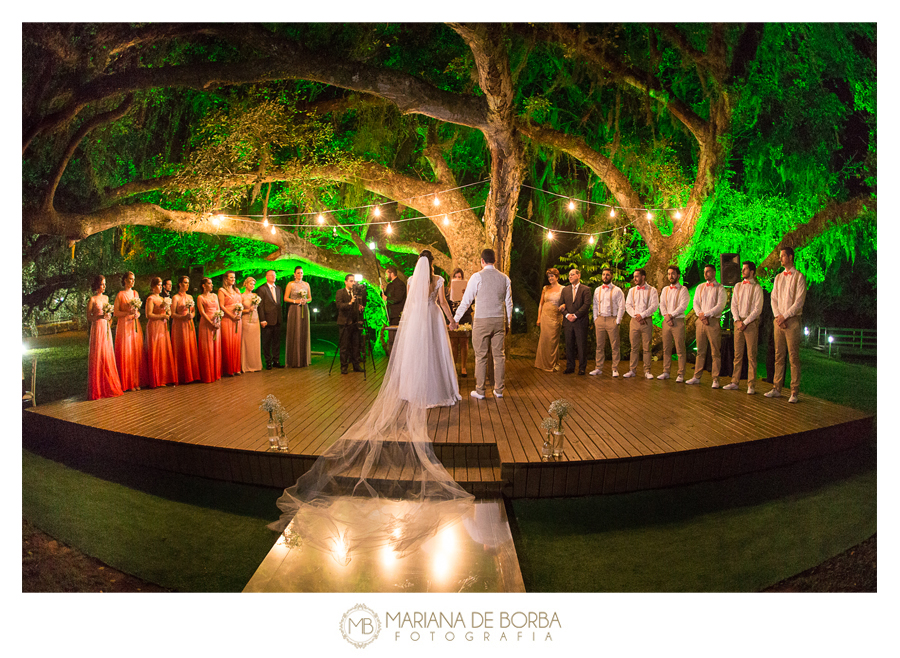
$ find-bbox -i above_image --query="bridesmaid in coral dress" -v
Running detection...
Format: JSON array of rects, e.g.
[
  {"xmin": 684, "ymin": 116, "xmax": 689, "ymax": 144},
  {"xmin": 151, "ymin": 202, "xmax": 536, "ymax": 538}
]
[
  {"xmin": 171, "ymin": 275, "xmax": 200, "ymax": 384},
  {"xmin": 144, "ymin": 277, "xmax": 178, "ymax": 388},
  {"xmin": 197, "ymin": 277, "xmax": 222, "ymax": 383},
  {"xmin": 86, "ymin": 275, "xmax": 123, "ymax": 400},
  {"xmin": 240, "ymin": 276, "xmax": 263, "ymax": 373},
  {"xmin": 217, "ymin": 270, "xmax": 243, "ymax": 376},
  {"xmin": 114, "ymin": 271, "xmax": 148, "ymax": 391}
]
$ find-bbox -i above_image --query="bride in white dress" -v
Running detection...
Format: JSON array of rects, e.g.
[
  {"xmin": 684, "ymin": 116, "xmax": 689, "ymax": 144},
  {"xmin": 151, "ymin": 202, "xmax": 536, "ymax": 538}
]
[
  {"xmin": 399, "ymin": 249, "xmax": 461, "ymax": 409},
  {"xmin": 268, "ymin": 251, "xmax": 473, "ymax": 564}
]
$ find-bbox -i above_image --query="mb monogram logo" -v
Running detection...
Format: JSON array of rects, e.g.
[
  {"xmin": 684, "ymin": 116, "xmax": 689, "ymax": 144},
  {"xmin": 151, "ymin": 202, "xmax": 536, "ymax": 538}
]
[{"xmin": 340, "ymin": 604, "xmax": 382, "ymax": 648}]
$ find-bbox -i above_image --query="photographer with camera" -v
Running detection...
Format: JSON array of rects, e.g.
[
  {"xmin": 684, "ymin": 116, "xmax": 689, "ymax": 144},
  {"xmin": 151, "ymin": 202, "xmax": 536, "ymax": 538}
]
[{"xmin": 335, "ymin": 273, "xmax": 364, "ymax": 374}]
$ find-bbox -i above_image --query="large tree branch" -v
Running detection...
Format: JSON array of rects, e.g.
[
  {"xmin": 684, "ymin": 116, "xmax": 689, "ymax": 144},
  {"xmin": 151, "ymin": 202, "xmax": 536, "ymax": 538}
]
[
  {"xmin": 25, "ymin": 53, "xmax": 488, "ymax": 154},
  {"xmin": 537, "ymin": 23, "xmax": 711, "ymax": 147},
  {"xmin": 517, "ymin": 120, "xmax": 658, "ymax": 251},
  {"xmin": 757, "ymin": 197, "xmax": 876, "ymax": 277},
  {"xmin": 43, "ymin": 94, "xmax": 134, "ymax": 212}
]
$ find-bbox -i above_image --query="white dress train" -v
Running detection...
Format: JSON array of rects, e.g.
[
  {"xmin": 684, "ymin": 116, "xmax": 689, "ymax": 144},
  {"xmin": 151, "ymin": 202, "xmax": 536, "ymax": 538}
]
[{"xmin": 268, "ymin": 257, "xmax": 473, "ymax": 565}]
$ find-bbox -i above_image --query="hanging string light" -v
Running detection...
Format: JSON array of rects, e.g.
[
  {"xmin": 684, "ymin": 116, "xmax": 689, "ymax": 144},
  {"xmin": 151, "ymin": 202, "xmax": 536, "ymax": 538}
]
[
  {"xmin": 386, "ymin": 223, "xmax": 393, "ymax": 235},
  {"xmin": 568, "ymin": 199, "xmax": 576, "ymax": 211},
  {"xmin": 547, "ymin": 230, "xmax": 554, "ymax": 240},
  {"xmin": 372, "ymin": 206, "xmax": 381, "ymax": 218},
  {"xmin": 588, "ymin": 235, "xmax": 595, "ymax": 245},
  {"xmin": 433, "ymin": 195, "xmax": 441, "ymax": 207},
  {"xmin": 317, "ymin": 214, "xmax": 326, "ymax": 224},
  {"xmin": 442, "ymin": 214, "xmax": 450, "ymax": 226}
]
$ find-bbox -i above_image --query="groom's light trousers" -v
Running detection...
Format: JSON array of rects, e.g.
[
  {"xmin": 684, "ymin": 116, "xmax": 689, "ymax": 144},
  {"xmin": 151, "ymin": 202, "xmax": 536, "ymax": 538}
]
[{"xmin": 472, "ymin": 316, "xmax": 506, "ymax": 396}]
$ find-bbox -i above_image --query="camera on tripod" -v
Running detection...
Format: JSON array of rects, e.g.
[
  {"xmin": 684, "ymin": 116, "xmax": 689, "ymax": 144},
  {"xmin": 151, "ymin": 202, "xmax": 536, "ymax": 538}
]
[{"xmin": 351, "ymin": 282, "xmax": 368, "ymax": 307}]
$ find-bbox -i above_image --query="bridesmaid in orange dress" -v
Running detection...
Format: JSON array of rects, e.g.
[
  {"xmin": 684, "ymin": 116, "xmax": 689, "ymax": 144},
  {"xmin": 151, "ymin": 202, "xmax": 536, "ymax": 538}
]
[
  {"xmin": 171, "ymin": 275, "xmax": 200, "ymax": 384},
  {"xmin": 217, "ymin": 270, "xmax": 243, "ymax": 376},
  {"xmin": 86, "ymin": 275, "xmax": 123, "ymax": 400},
  {"xmin": 197, "ymin": 277, "xmax": 222, "ymax": 383},
  {"xmin": 114, "ymin": 271, "xmax": 148, "ymax": 391},
  {"xmin": 144, "ymin": 277, "xmax": 178, "ymax": 388}
]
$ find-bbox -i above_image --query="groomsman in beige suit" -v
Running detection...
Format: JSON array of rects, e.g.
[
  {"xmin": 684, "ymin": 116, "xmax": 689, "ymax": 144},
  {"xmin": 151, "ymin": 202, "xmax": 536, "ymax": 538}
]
[
  {"xmin": 657, "ymin": 265, "xmax": 690, "ymax": 382},
  {"xmin": 723, "ymin": 261, "xmax": 764, "ymax": 394},
  {"xmin": 623, "ymin": 268, "xmax": 659, "ymax": 379},
  {"xmin": 765, "ymin": 247, "xmax": 807, "ymax": 403},
  {"xmin": 589, "ymin": 267, "xmax": 625, "ymax": 377},
  {"xmin": 686, "ymin": 264, "xmax": 727, "ymax": 388}
]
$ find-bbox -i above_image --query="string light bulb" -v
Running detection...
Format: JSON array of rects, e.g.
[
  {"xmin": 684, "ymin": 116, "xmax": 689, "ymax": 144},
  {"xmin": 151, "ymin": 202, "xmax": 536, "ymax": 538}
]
[
  {"xmin": 646, "ymin": 212, "xmax": 653, "ymax": 220},
  {"xmin": 674, "ymin": 210, "xmax": 682, "ymax": 219},
  {"xmin": 568, "ymin": 199, "xmax": 576, "ymax": 211},
  {"xmin": 386, "ymin": 223, "xmax": 393, "ymax": 235},
  {"xmin": 317, "ymin": 214, "xmax": 325, "ymax": 224},
  {"xmin": 262, "ymin": 218, "xmax": 268, "ymax": 228},
  {"xmin": 588, "ymin": 235, "xmax": 595, "ymax": 245},
  {"xmin": 547, "ymin": 230, "xmax": 554, "ymax": 240},
  {"xmin": 373, "ymin": 206, "xmax": 381, "ymax": 218},
  {"xmin": 270, "ymin": 226, "xmax": 276, "ymax": 235},
  {"xmin": 609, "ymin": 209, "xmax": 616, "ymax": 218},
  {"xmin": 433, "ymin": 195, "xmax": 441, "ymax": 207},
  {"xmin": 442, "ymin": 215, "xmax": 450, "ymax": 226}
]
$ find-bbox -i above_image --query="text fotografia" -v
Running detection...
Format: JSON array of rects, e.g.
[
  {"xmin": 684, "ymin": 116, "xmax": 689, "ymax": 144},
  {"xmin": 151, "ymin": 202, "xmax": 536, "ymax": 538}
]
[{"xmin": 387, "ymin": 611, "xmax": 560, "ymax": 642}]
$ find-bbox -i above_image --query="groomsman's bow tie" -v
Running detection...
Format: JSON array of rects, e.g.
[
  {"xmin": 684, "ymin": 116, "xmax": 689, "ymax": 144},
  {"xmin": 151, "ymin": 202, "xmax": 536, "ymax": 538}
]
[
  {"xmin": 784, "ymin": 271, "xmax": 792, "ymax": 276},
  {"xmin": 706, "ymin": 283, "xmax": 713, "ymax": 287},
  {"xmin": 602, "ymin": 285, "xmax": 609, "ymax": 289}
]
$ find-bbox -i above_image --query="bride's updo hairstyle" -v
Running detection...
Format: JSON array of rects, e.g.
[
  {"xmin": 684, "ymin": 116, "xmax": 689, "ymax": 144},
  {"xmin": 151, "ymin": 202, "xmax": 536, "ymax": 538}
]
[{"xmin": 418, "ymin": 249, "xmax": 434, "ymax": 271}]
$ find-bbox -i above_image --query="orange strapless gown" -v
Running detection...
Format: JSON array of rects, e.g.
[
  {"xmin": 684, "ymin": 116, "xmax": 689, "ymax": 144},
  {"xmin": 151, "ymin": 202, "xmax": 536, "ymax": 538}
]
[
  {"xmin": 220, "ymin": 289, "xmax": 243, "ymax": 376},
  {"xmin": 87, "ymin": 297, "xmax": 123, "ymax": 400},
  {"xmin": 172, "ymin": 295, "xmax": 200, "ymax": 384},
  {"xmin": 114, "ymin": 290, "xmax": 148, "ymax": 390},
  {"xmin": 198, "ymin": 295, "xmax": 222, "ymax": 383},
  {"xmin": 145, "ymin": 296, "xmax": 177, "ymax": 388}
]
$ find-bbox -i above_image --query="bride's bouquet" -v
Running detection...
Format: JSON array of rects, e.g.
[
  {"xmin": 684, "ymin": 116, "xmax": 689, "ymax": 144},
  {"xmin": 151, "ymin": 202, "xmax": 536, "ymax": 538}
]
[
  {"xmin": 250, "ymin": 294, "xmax": 261, "ymax": 322},
  {"xmin": 456, "ymin": 322, "xmax": 472, "ymax": 333},
  {"xmin": 127, "ymin": 296, "xmax": 142, "ymax": 332},
  {"xmin": 212, "ymin": 309, "xmax": 224, "ymax": 340}
]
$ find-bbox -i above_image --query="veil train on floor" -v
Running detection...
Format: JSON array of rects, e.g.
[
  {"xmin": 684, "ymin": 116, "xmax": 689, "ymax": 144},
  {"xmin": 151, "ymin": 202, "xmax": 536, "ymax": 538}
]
[{"xmin": 268, "ymin": 257, "xmax": 474, "ymax": 565}]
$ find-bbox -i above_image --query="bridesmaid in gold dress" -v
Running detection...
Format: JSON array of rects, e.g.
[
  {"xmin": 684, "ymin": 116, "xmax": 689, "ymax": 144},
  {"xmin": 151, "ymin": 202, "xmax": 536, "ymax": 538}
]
[
  {"xmin": 534, "ymin": 267, "xmax": 564, "ymax": 372},
  {"xmin": 240, "ymin": 276, "xmax": 263, "ymax": 373}
]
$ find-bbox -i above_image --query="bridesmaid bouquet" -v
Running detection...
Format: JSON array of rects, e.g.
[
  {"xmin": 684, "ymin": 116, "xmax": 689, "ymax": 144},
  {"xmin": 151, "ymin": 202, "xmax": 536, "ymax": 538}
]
[
  {"xmin": 212, "ymin": 310, "xmax": 224, "ymax": 340},
  {"xmin": 250, "ymin": 294, "xmax": 261, "ymax": 322},
  {"xmin": 233, "ymin": 303, "xmax": 243, "ymax": 333},
  {"xmin": 162, "ymin": 297, "xmax": 172, "ymax": 328},
  {"xmin": 128, "ymin": 296, "xmax": 142, "ymax": 332},
  {"xmin": 102, "ymin": 302, "xmax": 114, "ymax": 321}
]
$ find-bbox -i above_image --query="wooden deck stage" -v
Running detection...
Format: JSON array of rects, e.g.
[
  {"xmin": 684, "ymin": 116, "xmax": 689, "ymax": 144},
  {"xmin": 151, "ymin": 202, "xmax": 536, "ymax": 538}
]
[{"xmin": 23, "ymin": 355, "xmax": 872, "ymax": 498}]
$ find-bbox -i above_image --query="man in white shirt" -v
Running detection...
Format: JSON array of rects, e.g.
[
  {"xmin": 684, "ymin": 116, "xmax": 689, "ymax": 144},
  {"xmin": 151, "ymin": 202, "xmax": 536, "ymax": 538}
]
[
  {"xmin": 724, "ymin": 261, "xmax": 764, "ymax": 394},
  {"xmin": 451, "ymin": 249, "xmax": 513, "ymax": 399},
  {"xmin": 624, "ymin": 268, "xmax": 659, "ymax": 379},
  {"xmin": 657, "ymin": 265, "xmax": 690, "ymax": 382},
  {"xmin": 590, "ymin": 267, "xmax": 625, "ymax": 377},
  {"xmin": 686, "ymin": 264, "xmax": 727, "ymax": 388},
  {"xmin": 765, "ymin": 247, "xmax": 807, "ymax": 403}
]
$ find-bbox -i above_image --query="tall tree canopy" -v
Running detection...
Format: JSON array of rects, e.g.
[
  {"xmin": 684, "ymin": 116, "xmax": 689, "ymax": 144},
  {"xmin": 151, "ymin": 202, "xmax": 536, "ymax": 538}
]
[{"xmin": 22, "ymin": 22, "xmax": 876, "ymax": 327}]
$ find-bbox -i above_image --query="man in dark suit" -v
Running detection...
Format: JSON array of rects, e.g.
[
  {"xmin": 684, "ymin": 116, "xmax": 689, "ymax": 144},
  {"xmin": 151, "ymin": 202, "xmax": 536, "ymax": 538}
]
[
  {"xmin": 258, "ymin": 269, "xmax": 284, "ymax": 369},
  {"xmin": 381, "ymin": 265, "xmax": 406, "ymax": 325},
  {"xmin": 558, "ymin": 268, "xmax": 593, "ymax": 375},
  {"xmin": 336, "ymin": 273, "xmax": 363, "ymax": 374}
]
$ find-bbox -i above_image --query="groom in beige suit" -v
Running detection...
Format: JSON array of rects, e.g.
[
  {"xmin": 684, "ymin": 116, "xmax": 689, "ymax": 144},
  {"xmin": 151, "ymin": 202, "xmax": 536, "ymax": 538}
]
[{"xmin": 450, "ymin": 249, "xmax": 513, "ymax": 399}]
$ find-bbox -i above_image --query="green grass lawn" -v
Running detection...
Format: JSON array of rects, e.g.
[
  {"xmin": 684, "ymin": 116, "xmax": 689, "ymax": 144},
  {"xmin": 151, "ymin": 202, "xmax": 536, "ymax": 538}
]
[{"xmin": 22, "ymin": 332, "xmax": 876, "ymax": 591}]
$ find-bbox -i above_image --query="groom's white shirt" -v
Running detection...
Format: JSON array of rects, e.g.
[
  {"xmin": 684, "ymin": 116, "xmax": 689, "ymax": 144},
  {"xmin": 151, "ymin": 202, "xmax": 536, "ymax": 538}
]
[{"xmin": 453, "ymin": 264, "xmax": 512, "ymax": 324}]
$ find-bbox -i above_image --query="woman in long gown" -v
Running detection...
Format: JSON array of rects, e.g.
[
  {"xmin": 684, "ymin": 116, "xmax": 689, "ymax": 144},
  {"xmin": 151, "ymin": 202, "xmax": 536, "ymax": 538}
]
[
  {"xmin": 240, "ymin": 276, "xmax": 263, "ymax": 373},
  {"xmin": 171, "ymin": 275, "xmax": 200, "ymax": 384},
  {"xmin": 86, "ymin": 275, "xmax": 123, "ymax": 400},
  {"xmin": 197, "ymin": 277, "xmax": 222, "ymax": 384},
  {"xmin": 398, "ymin": 251, "xmax": 461, "ymax": 408},
  {"xmin": 534, "ymin": 267, "xmax": 564, "ymax": 372},
  {"xmin": 447, "ymin": 268, "xmax": 471, "ymax": 377},
  {"xmin": 144, "ymin": 277, "xmax": 178, "ymax": 388},
  {"xmin": 217, "ymin": 270, "xmax": 243, "ymax": 376},
  {"xmin": 285, "ymin": 265, "xmax": 312, "ymax": 368},
  {"xmin": 269, "ymin": 250, "xmax": 473, "ymax": 564},
  {"xmin": 114, "ymin": 271, "xmax": 147, "ymax": 391}
]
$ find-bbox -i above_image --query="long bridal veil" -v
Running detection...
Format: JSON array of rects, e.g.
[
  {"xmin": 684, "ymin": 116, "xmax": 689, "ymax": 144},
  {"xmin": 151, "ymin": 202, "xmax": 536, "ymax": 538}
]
[{"xmin": 268, "ymin": 257, "xmax": 474, "ymax": 565}]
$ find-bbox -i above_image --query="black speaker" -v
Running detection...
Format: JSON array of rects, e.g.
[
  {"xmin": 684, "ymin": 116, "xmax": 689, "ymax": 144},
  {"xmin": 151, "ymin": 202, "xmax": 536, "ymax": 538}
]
[{"xmin": 720, "ymin": 253, "xmax": 740, "ymax": 286}]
